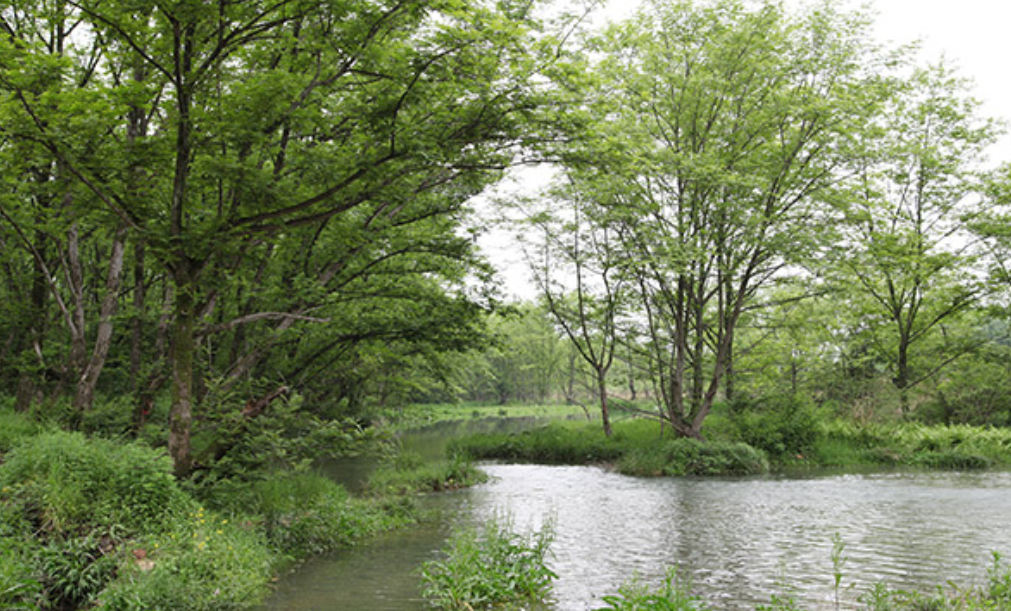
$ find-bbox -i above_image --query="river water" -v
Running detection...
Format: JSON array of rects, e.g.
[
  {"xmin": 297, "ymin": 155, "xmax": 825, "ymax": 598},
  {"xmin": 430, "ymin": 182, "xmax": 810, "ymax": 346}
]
[{"xmin": 265, "ymin": 428, "xmax": 1011, "ymax": 610}]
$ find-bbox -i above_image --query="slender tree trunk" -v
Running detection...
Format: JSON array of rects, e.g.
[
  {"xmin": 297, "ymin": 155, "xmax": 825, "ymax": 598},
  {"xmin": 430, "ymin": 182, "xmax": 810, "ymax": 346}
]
[
  {"xmin": 896, "ymin": 337, "xmax": 910, "ymax": 414},
  {"xmin": 73, "ymin": 226, "xmax": 128, "ymax": 411},
  {"xmin": 597, "ymin": 368, "xmax": 612, "ymax": 437},
  {"xmin": 130, "ymin": 240, "xmax": 146, "ymax": 387}
]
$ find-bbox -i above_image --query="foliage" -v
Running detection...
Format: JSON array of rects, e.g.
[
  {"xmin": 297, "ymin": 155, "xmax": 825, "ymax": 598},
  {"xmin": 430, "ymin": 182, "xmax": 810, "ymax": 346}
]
[
  {"xmin": 812, "ymin": 420, "xmax": 1011, "ymax": 468},
  {"xmin": 726, "ymin": 395, "xmax": 822, "ymax": 458},
  {"xmin": 594, "ymin": 567, "xmax": 708, "ymax": 611},
  {"xmin": 0, "ymin": 409, "xmax": 43, "ymax": 454},
  {"xmin": 0, "ymin": 537, "xmax": 42, "ymax": 611},
  {"xmin": 420, "ymin": 518, "xmax": 556, "ymax": 610},
  {"xmin": 453, "ymin": 419, "xmax": 769, "ymax": 476},
  {"xmin": 366, "ymin": 451, "xmax": 489, "ymax": 496},
  {"xmin": 0, "ymin": 431, "xmax": 183, "ymax": 535},
  {"xmin": 38, "ymin": 533, "xmax": 118, "ymax": 609},
  {"xmin": 217, "ymin": 471, "xmax": 416, "ymax": 559},
  {"xmin": 452, "ymin": 421, "xmax": 626, "ymax": 464},
  {"xmin": 97, "ymin": 507, "xmax": 275, "ymax": 611},
  {"xmin": 618, "ymin": 438, "xmax": 769, "ymax": 477}
]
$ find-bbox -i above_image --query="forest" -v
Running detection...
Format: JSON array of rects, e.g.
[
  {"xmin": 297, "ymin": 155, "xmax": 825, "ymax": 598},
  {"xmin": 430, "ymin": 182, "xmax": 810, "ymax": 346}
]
[{"xmin": 3, "ymin": 0, "xmax": 1011, "ymax": 609}]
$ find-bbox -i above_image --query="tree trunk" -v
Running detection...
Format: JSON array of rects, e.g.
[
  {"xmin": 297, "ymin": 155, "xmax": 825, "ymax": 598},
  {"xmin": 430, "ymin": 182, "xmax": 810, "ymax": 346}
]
[
  {"xmin": 73, "ymin": 226, "xmax": 128, "ymax": 411},
  {"xmin": 168, "ymin": 275, "xmax": 196, "ymax": 477},
  {"xmin": 130, "ymin": 240, "xmax": 146, "ymax": 387},
  {"xmin": 597, "ymin": 368, "xmax": 612, "ymax": 437}
]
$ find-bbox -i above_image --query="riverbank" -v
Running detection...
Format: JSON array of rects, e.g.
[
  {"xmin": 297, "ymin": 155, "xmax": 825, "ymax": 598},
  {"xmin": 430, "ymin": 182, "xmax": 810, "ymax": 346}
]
[
  {"xmin": 450, "ymin": 414, "xmax": 1011, "ymax": 475},
  {"xmin": 0, "ymin": 408, "xmax": 481, "ymax": 611}
]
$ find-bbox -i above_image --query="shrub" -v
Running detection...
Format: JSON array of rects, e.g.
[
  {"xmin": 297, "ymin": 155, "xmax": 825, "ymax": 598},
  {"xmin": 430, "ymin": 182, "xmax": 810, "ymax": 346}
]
[
  {"xmin": 421, "ymin": 518, "xmax": 556, "ymax": 610},
  {"xmin": 39, "ymin": 533, "xmax": 118, "ymax": 609},
  {"xmin": 451, "ymin": 422, "xmax": 624, "ymax": 464},
  {"xmin": 728, "ymin": 394, "xmax": 820, "ymax": 458},
  {"xmin": 0, "ymin": 409, "xmax": 43, "ymax": 454},
  {"xmin": 0, "ymin": 431, "xmax": 183, "ymax": 535}
]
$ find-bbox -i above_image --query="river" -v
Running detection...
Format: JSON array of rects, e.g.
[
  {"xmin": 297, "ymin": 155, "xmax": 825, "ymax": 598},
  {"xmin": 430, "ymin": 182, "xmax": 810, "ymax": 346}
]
[{"xmin": 264, "ymin": 425, "xmax": 1011, "ymax": 610}]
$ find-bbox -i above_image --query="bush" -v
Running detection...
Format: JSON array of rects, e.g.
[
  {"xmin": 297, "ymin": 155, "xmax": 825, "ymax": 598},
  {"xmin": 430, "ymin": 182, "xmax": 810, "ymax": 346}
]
[
  {"xmin": 0, "ymin": 431, "xmax": 183, "ymax": 535},
  {"xmin": 728, "ymin": 394, "xmax": 820, "ymax": 458},
  {"xmin": 451, "ymin": 421, "xmax": 624, "ymax": 464},
  {"xmin": 222, "ymin": 471, "xmax": 415, "ymax": 558},
  {"xmin": 39, "ymin": 533, "xmax": 118, "ymax": 608},
  {"xmin": 421, "ymin": 518, "xmax": 556, "ymax": 610}
]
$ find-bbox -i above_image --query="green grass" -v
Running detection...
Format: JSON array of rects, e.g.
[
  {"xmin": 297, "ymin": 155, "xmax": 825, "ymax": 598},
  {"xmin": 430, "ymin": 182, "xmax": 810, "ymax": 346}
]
[
  {"xmin": 381, "ymin": 402, "xmax": 591, "ymax": 429},
  {"xmin": 365, "ymin": 451, "xmax": 489, "ymax": 496},
  {"xmin": 451, "ymin": 419, "xmax": 771, "ymax": 477},
  {"xmin": 809, "ymin": 421, "xmax": 1011, "ymax": 470},
  {"xmin": 421, "ymin": 518, "xmax": 556, "ymax": 610},
  {"xmin": 594, "ymin": 567, "xmax": 704, "ymax": 611},
  {"xmin": 0, "ymin": 406, "xmax": 479, "ymax": 611}
]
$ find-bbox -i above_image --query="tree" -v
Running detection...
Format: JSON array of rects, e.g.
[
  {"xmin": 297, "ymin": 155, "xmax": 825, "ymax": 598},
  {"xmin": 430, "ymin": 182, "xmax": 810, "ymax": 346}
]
[
  {"xmin": 828, "ymin": 63, "xmax": 999, "ymax": 413},
  {"xmin": 0, "ymin": 0, "xmax": 564, "ymax": 475},
  {"xmin": 522, "ymin": 178, "xmax": 628, "ymax": 436},
  {"xmin": 549, "ymin": 0, "xmax": 896, "ymax": 438}
]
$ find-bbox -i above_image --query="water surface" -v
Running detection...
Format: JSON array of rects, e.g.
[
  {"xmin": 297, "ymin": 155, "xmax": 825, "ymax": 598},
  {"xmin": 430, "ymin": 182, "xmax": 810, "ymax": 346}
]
[{"xmin": 264, "ymin": 465, "xmax": 1011, "ymax": 610}]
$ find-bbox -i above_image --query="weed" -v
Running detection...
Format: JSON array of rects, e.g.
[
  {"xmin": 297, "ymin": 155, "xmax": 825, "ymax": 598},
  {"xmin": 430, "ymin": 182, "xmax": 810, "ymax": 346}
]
[
  {"xmin": 421, "ymin": 518, "xmax": 556, "ymax": 610},
  {"xmin": 594, "ymin": 567, "xmax": 708, "ymax": 611}
]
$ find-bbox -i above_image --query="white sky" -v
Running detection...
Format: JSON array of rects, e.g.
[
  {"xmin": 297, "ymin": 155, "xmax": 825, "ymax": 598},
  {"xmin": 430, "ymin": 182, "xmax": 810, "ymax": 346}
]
[{"xmin": 481, "ymin": 0, "xmax": 1011, "ymax": 301}]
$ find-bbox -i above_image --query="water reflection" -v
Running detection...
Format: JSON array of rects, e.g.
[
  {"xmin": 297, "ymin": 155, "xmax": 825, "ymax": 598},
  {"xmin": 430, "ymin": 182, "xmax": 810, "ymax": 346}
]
[{"xmin": 265, "ymin": 465, "xmax": 1011, "ymax": 611}]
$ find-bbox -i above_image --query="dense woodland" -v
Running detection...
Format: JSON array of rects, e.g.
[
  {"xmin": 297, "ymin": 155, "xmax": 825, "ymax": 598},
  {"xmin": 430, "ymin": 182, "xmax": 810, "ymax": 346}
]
[{"xmin": 2, "ymin": 0, "xmax": 1011, "ymax": 479}]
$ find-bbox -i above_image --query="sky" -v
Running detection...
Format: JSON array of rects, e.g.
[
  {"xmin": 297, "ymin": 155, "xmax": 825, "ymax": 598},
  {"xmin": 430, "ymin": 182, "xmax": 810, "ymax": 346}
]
[{"xmin": 479, "ymin": 0, "xmax": 1011, "ymax": 301}]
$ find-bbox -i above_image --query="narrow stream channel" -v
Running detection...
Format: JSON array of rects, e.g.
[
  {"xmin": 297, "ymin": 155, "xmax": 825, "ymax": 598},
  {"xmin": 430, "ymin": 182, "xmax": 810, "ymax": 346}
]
[{"xmin": 263, "ymin": 424, "xmax": 1011, "ymax": 610}]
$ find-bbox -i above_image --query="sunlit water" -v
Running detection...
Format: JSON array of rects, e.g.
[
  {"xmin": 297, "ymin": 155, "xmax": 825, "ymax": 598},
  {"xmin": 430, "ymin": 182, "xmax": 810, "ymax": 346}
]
[{"xmin": 263, "ymin": 464, "xmax": 1011, "ymax": 610}]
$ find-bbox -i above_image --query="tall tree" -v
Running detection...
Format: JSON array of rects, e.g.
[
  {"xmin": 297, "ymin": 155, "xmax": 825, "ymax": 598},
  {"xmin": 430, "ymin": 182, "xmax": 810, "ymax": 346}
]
[
  {"xmin": 0, "ymin": 0, "xmax": 563, "ymax": 475},
  {"xmin": 550, "ymin": 0, "xmax": 896, "ymax": 438},
  {"xmin": 828, "ymin": 63, "xmax": 998, "ymax": 412}
]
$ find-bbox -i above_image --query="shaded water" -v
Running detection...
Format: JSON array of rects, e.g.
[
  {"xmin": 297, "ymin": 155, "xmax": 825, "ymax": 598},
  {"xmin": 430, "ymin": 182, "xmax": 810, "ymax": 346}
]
[{"xmin": 265, "ymin": 463, "xmax": 1011, "ymax": 610}]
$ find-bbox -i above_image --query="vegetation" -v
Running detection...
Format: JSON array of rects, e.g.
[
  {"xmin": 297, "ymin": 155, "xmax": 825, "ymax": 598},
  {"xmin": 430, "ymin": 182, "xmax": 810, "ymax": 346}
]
[
  {"xmin": 452, "ymin": 419, "xmax": 770, "ymax": 476},
  {"xmin": 2, "ymin": 0, "xmax": 1011, "ymax": 608},
  {"xmin": 0, "ymin": 414, "xmax": 465, "ymax": 611},
  {"xmin": 592, "ymin": 552, "xmax": 1011, "ymax": 611},
  {"xmin": 420, "ymin": 518, "xmax": 556, "ymax": 611}
]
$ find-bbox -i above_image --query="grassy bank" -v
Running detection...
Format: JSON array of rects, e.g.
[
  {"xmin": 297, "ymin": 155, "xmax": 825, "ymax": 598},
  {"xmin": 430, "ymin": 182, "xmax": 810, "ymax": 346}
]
[
  {"xmin": 0, "ymin": 408, "xmax": 481, "ymax": 611},
  {"xmin": 450, "ymin": 403, "xmax": 1011, "ymax": 476},
  {"xmin": 378, "ymin": 402, "xmax": 591, "ymax": 430},
  {"xmin": 451, "ymin": 419, "xmax": 770, "ymax": 476}
]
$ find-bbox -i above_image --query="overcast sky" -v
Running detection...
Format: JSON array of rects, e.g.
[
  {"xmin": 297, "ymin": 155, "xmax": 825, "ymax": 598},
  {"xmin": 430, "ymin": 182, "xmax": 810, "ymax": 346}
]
[{"xmin": 481, "ymin": 0, "xmax": 1011, "ymax": 301}]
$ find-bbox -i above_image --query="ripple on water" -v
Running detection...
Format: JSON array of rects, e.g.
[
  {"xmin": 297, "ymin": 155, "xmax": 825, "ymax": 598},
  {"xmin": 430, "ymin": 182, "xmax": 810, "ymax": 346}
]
[{"xmin": 263, "ymin": 466, "xmax": 1011, "ymax": 611}]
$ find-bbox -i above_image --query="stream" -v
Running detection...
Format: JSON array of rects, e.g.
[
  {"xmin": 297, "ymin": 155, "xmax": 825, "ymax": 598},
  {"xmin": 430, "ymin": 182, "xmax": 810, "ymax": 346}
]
[{"xmin": 263, "ymin": 422, "xmax": 1011, "ymax": 610}]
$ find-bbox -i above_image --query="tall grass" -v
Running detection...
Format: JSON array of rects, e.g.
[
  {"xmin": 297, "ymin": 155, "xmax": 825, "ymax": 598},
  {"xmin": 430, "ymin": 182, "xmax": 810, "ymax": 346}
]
[
  {"xmin": 421, "ymin": 518, "xmax": 556, "ymax": 610},
  {"xmin": 452, "ymin": 420, "xmax": 770, "ymax": 477},
  {"xmin": 366, "ymin": 450, "xmax": 488, "ymax": 495}
]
